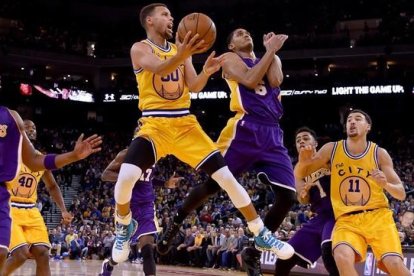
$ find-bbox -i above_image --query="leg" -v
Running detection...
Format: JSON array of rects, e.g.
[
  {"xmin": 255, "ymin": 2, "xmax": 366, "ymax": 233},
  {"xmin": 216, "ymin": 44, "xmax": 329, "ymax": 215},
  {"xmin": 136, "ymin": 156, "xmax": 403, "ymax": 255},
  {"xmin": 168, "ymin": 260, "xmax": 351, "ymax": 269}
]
[
  {"xmin": 0, "ymin": 247, "xmax": 7, "ymax": 274},
  {"xmin": 381, "ymin": 255, "xmax": 410, "ymax": 276},
  {"xmin": 3, "ymin": 246, "xmax": 30, "ymax": 275},
  {"xmin": 31, "ymin": 245, "xmax": 51, "ymax": 276},
  {"xmin": 113, "ymin": 137, "xmax": 155, "ymax": 263},
  {"xmin": 139, "ymin": 235, "xmax": 156, "ymax": 276},
  {"xmin": 265, "ymin": 185, "xmax": 296, "ymax": 232},
  {"xmin": 333, "ymin": 244, "xmax": 358, "ymax": 276},
  {"xmin": 321, "ymin": 242, "xmax": 339, "ymax": 276},
  {"xmin": 274, "ymin": 255, "xmax": 301, "ymax": 276}
]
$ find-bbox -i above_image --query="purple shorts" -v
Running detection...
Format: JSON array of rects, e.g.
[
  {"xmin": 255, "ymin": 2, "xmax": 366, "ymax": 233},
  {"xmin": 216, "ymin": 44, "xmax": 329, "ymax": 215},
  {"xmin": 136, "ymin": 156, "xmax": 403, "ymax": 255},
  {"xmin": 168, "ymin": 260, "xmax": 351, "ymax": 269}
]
[{"xmin": 0, "ymin": 184, "xmax": 11, "ymax": 250}]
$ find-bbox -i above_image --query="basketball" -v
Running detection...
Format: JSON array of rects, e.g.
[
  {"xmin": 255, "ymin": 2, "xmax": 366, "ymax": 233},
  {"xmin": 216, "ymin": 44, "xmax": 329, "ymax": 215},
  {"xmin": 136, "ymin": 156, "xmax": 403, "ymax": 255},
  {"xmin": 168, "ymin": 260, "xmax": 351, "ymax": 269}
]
[{"xmin": 177, "ymin": 13, "xmax": 216, "ymax": 52}]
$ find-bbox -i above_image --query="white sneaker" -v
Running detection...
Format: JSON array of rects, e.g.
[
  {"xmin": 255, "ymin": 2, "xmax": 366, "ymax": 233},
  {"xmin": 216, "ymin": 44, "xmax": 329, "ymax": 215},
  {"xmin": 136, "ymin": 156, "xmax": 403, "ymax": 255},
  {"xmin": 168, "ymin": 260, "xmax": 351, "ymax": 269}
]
[
  {"xmin": 112, "ymin": 219, "xmax": 138, "ymax": 263},
  {"xmin": 254, "ymin": 227, "xmax": 294, "ymax": 260}
]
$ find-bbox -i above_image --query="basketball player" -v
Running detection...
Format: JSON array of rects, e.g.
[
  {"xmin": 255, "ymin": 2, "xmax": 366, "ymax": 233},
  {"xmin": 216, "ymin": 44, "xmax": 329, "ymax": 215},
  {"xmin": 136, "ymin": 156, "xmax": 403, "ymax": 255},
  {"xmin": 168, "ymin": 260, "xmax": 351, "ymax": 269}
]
[
  {"xmin": 295, "ymin": 109, "xmax": 410, "ymax": 276},
  {"xmin": 274, "ymin": 127, "xmax": 338, "ymax": 276},
  {"xmin": 3, "ymin": 120, "xmax": 74, "ymax": 276},
  {"xmin": 99, "ymin": 142, "xmax": 182, "ymax": 276},
  {"xmin": 0, "ymin": 105, "xmax": 101, "ymax": 273},
  {"xmin": 157, "ymin": 27, "xmax": 295, "ymax": 267},
  {"xmin": 112, "ymin": 3, "xmax": 288, "ymax": 263}
]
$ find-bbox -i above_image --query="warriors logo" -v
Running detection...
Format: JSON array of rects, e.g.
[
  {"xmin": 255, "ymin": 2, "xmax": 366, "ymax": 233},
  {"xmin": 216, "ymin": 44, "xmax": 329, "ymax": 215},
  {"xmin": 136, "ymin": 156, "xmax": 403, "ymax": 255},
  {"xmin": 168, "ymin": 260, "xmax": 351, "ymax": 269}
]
[
  {"xmin": 11, "ymin": 173, "xmax": 37, "ymax": 198},
  {"xmin": 339, "ymin": 176, "xmax": 371, "ymax": 206},
  {"xmin": 0, "ymin": 125, "xmax": 7, "ymax": 137},
  {"xmin": 153, "ymin": 66, "xmax": 185, "ymax": 100}
]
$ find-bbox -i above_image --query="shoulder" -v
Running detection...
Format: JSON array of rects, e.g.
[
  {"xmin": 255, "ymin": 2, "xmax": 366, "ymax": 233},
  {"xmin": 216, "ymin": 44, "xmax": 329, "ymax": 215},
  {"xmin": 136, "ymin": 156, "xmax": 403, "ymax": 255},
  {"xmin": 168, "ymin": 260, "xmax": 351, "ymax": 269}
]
[{"xmin": 130, "ymin": 41, "xmax": 153, "ymax": 54}]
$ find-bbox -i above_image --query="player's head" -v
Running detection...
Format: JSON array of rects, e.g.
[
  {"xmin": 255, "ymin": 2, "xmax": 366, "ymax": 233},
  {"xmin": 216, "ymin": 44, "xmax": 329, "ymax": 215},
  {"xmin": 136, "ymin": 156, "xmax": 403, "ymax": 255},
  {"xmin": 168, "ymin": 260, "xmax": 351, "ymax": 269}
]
[
  {"xmin": 295, "ymin": 126, "xmax": 317, "ymax": 153},
  {"xmin": 226, "ymin": 28, "xmax": 253, "ymax": 52},
  {"xmin": 345, "ymin": 109, "xmax": 372, "ymax": 138},
  {"xmin": 400, "ymin": 210, "xmax": 414, "ymax": 228},
  {"xmin": 139, "ymin": 3, "xmax": 173, "ymax": 39},
  {"xmin": 23, "ymin": 119, "xmax": 37, "ymax": 141}
]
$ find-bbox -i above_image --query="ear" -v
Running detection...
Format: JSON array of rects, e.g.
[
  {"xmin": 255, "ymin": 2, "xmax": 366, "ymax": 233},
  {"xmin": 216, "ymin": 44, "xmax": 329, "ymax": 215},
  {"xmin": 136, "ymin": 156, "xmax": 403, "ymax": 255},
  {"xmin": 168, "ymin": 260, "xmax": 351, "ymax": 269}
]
[
  {"xmin": 228, "ymin": 43, "xmax": 235, "ymax": 51},
  {"xmin": 146, "ymin": 16, "xmax": 152, "ymax": 27}
]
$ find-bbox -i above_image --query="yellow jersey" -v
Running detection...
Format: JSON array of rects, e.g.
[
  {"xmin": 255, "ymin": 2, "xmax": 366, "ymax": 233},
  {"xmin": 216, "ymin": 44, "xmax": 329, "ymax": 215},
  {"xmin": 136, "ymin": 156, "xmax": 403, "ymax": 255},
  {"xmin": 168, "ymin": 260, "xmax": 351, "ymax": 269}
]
[
  {"xmin": 330, "ymin": 140, "xmax": 389, "ymax": 219},
  {"xmin": 8, "ymin": 163, "xmax": 45, "ymax": 204},
  {"xmin": 134, "ymin": 39, "xmax": 190, "ymax": 113}
]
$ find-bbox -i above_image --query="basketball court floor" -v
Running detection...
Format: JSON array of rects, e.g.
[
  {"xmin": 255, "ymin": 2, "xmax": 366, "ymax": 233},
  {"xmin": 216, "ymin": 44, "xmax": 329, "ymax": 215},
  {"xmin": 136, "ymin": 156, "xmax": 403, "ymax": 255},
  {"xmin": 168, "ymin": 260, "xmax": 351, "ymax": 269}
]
[{"xmin": 12, "ymin": 260, "xmax": 265, "ymax": 276}]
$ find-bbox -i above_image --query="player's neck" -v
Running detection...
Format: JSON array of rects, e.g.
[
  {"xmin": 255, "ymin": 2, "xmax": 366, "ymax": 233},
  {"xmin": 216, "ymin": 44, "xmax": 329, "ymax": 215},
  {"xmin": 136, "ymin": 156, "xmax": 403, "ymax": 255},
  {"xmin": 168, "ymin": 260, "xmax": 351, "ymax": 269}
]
[
  {"xmin": 147, "ymin": 33, "xmax": 167, "ymax": 48},
  {"xmin": 237, "ymin": 50, "xmax": 256, "ymax": 60},
  {"xmin": 345, "ymin": 137, "xmax": 368, "ymax": 155}
]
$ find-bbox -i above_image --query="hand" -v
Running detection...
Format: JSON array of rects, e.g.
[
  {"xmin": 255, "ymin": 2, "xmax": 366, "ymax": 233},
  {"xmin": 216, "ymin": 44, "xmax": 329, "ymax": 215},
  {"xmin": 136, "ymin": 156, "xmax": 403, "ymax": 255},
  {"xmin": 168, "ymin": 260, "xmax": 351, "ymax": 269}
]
[
  {"xmin": 371, "ymin": 169, "xmax": 388, "ymax": 188},
  {"xmin": 202, "ymin": 51, "xmax": 224, "ymax": 76},
  {"xmin": 73, "ymin": 134, "xmax": 102, "ymax": 160},
  {"xmin": 62, "ymin": 211, "xmax": 74, "ymax": 224},
  {"xmin": 175, "ymin": 31, "xmax": 207, "ymax": 60},
  {"xmin": 165, "ymin": 171, "xmax": 184, "ymax": 188},
  {"xmin": 298, "ymin": 144, "xmax": 317, "ymax": 165},
  {"xmin": 263, "ymin": 33, "xmax": 288, "ymax": 53}
]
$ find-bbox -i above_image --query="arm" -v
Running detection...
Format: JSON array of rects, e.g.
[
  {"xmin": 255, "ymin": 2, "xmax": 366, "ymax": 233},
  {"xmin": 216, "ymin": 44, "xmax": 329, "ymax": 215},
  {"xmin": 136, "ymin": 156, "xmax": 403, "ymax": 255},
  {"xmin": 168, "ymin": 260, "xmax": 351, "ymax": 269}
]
[
  {"xmin": 221, "ymin": 34, "xmax": 287, "ymax": 90},
  {"xmin": 295, "ymin": 178, "xmax": 311, "ymax": 204},
  {"xmin": 10, "ymin": 109, "xmax": 102, "ymax": 172},
  {"xmin": 294, "ymin": 142, "xmax": 334, "ymax": 179},
  {"xmin": 101, "ymin": 149, "xmax": 128, "ymax": 182},
  {"xmin": 184, "ymin": 51, "xmax": 223, "ymax": 92},
  {"xmin": 130, "ymin": 32, "xmax": 206, "ymax": 77},
  {"xmin": 266, "ymin": 55, "xmax": 283, "ymax": 88},
  {"xmin": 372, "ymin": 147, "xmax": 406, "ymax": 200},
  {"xmin": 42, "ymin": 170, "xmax": 73, "ymax": 224}
]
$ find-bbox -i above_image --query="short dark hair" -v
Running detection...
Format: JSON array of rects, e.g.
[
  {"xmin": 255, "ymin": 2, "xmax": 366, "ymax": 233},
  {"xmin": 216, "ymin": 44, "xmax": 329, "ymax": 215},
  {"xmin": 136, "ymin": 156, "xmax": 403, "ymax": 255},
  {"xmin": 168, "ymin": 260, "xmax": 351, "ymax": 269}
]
[
  {"xmin": 347, "ymin": 109, "xmax": 372, "ymax": 125},
  {"xmin": 226, "ymin": 29, "xmax": 237, "ymax": 48},
  {"xmin": 295, "ymin": 126, "xmax": 317, "ymax": 139},
  {"xmin": 139, "ymin": 3, "xmax": 166, "ymax": 29}
]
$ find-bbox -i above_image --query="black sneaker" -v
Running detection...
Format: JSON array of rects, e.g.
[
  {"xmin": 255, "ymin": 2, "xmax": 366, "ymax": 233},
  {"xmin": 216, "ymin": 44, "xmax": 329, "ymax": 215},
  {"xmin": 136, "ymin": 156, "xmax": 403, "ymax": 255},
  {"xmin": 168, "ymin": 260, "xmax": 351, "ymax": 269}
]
[
  {"xmin": 241, "ymin": 247, "xmax": 263, "ymax": 276},
  {"xmin": 156, "ymin": 222, "xmax": 180, "ymax": 255}
]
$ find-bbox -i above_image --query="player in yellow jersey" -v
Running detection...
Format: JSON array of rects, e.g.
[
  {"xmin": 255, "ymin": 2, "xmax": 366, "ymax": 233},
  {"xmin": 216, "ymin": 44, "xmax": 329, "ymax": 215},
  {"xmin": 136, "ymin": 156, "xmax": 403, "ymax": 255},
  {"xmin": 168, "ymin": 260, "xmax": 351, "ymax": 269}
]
[
  {"xmin": 112, "ymin": 3, "xmax": 290, "ymax": 263},
  {"xmin": 3, "ymin": 120, "xmax": 74, "ymax": 276},
  {"xmin": 295, "ymin": 109, "xmax": 409, "ymax": 276}
]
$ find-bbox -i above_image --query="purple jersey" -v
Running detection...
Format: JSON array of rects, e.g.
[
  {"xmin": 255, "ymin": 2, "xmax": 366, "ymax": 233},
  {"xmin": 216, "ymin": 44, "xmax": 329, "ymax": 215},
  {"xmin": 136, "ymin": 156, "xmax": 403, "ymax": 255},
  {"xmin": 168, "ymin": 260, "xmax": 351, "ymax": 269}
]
[
  {"xmin": 225, "ymin": 57, "xmax": 283, "ymax": 124},
  {"xmin": 305, "ymin": 168, "xmax": 333, "ymax": 215},
  {"xmin": 130, "ymin": 166, "xmax": 158, "ymax": 242},
  {"xmin": 0, "ymin": 106, "xmax": 22, "ymax": 183}
]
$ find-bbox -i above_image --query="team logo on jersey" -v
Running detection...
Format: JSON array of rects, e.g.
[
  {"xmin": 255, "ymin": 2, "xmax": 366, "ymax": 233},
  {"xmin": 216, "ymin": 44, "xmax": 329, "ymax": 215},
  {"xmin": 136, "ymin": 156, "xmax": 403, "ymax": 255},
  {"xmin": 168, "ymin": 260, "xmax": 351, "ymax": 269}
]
[
  {"xmin": 0, "ymin": 125, "xmax": 7, "ymax": 137},
  {"xmin": 339, "ymin": 176, "xmax": 371, "ymax": 206},
  {"xmin": 152, "ymin": 66, "xmax": 185, "ymax": 100},
  {"xmin": 11, "ymin": 173, "xmax": 38, "ymax": 198}
]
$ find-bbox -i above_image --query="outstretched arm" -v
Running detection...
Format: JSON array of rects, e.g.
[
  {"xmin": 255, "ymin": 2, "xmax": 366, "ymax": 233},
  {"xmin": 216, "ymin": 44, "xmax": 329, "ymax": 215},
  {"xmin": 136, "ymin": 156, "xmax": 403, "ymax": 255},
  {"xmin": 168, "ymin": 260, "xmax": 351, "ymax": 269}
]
[
  {"xmin": 266, "ymin": 55, "xmax": 283, "ymax": 88},
  {"xmin": 10, "ymin": 109, "xmax": 102, "ymax": 172}
]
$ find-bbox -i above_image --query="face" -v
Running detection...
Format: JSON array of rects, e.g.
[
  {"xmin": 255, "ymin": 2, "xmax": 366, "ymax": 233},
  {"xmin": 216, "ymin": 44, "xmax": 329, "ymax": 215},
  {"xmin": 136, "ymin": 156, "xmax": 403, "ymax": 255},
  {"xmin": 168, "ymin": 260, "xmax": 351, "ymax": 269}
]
[
  {"xmin": 24, "ymin": 120, "xmax": 37, "ymax": 141},
  {"xmin": 228, "ymin": 28, "xmax": 253, "ymax": 52},
  {"xmin": 346, "ymin": 112, "xmax": 371, "ymax": 138},
  {"xmin": 295, "ymin": 131, "xmax": 317, "ymax": 153},
  {"xmin": 400, "ymin": 211, "xmax": 414, "ymax": 227},
  {"xmin": 147, "ymin": 6, "xmax": 174, "ymax": 39}
]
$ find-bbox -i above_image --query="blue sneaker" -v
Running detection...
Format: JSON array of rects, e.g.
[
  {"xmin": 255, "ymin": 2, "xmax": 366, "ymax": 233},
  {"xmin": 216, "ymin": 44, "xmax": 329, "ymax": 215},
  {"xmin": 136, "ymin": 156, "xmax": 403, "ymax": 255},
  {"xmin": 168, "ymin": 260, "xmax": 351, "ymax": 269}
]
[
  {"xmin": 112, "ymin": 218, "xmax": 138, "ymax": 263},
  {"xmin": 254, "ymin": 227, "xmax": 294, "ymax": 260},
  {"xmin": 99, "ymin": 258, "xmax": 114, "ymax": 276}
]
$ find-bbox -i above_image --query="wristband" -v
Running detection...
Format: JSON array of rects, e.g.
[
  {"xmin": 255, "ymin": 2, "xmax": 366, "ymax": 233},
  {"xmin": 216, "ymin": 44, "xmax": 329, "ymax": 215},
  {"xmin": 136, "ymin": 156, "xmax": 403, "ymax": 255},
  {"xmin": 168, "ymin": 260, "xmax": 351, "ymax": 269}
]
[{"xmin": 44, "ymin": 154, "xmax": 58, "ymax": 170}]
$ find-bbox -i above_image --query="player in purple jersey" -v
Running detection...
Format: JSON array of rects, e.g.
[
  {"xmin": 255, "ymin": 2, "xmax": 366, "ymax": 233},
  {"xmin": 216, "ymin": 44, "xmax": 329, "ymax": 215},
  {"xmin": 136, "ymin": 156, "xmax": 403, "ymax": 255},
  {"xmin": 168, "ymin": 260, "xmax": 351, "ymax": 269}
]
[
  {"xmin": 0, "ymin": 106, "xmax": 101, "ymax": 273},
  {"xmin": 99, "ymin": 147, "xmax": 182, "ymax": 276},
  {"xmin": 158, "ymin": 28, "xmax": 296, "ymax": 266},
  {"xmin": 274, "ymin": 127, "xmax": 339, "ymax": 276}
]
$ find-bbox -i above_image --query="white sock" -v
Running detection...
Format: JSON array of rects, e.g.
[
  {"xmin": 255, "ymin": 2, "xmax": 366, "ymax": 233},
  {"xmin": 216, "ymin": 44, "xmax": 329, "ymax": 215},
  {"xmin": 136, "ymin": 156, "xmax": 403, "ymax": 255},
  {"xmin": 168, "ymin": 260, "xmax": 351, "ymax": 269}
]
[
  {"xmin": 115, "ymin": 211, "xmax": 131, "ymax": 225},
  {"xmin": 247, "ymin": 216, "xmax": 264, "ymax": 236}
]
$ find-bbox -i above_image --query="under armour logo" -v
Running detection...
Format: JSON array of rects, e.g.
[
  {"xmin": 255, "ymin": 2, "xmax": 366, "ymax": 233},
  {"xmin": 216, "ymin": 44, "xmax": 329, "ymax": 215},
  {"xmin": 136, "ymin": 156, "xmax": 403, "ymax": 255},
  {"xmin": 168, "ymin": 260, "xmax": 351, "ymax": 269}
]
[{"xmin": 105, "ymin": 94, "xmax": 115, "ymax": 101}]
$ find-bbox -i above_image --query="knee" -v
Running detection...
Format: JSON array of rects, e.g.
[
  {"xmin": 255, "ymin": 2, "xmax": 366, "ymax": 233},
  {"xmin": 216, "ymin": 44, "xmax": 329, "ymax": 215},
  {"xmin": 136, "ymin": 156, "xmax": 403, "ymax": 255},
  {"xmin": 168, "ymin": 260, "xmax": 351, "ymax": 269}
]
[
  {"xmin": 12, "ymin": 247, "xmax": 30, "ymax": 262},
  {"xmin": 333, "ymin": 248, "xmax": 354, "ymax": 267},
  {"xmin": 32, "ymin": 246, "xmax": 50, "ymax": 261},
  {"xmin": 141, "ymin": 244, "xmax": 154, "ymax": 259}
]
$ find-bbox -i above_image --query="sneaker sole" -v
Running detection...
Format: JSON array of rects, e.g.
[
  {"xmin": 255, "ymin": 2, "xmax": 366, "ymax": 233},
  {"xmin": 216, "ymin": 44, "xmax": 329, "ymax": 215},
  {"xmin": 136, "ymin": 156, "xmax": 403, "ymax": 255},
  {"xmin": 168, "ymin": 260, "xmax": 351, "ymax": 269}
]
[{"xmin": 254, "ymin": 244, "xmax": 294, "ymax": 260}]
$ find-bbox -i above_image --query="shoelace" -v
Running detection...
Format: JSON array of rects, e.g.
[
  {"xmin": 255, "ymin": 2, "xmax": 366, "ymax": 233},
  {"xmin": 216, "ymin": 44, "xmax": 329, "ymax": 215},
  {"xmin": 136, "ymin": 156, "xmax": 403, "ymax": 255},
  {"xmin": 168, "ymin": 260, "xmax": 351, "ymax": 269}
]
[
  {"xmin": 114, "ymin": 224, "xmax": 129, "ymax": 249},
  {"xmin": 261, "ymin": 230, "xmax": 285, "ymax": 250}
]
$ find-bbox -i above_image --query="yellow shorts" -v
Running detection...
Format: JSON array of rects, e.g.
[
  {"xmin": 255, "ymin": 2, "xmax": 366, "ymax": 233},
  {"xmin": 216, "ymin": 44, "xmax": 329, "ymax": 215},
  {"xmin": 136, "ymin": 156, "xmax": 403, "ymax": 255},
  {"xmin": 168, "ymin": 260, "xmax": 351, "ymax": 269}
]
[
  {"xmin": 332, "ymin": 208, "xmax": 402, "ymax": 273},
  {"xmin": 137, "ymin": 115, "xmax": 219, "ymax": 169},
  {"xmin": 9, "ymin": 205, "xmax": 51, "ymax": 252}
]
